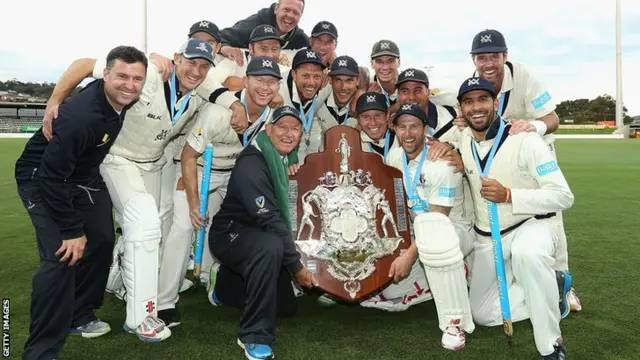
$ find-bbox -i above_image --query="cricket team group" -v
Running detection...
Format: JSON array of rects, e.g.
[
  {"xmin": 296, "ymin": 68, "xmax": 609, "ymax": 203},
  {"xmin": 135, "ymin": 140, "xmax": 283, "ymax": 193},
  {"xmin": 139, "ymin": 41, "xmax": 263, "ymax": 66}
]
[{"xmin": 14, "ymin": 0, "xmax": 582, "ymax": 359}]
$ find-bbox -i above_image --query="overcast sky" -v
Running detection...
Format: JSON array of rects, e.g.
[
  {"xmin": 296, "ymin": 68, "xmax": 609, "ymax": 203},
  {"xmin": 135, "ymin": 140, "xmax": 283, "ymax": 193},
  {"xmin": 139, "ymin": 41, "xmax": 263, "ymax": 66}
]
[{"xmin": 1, "ymin": 0, "xmax": 639, "ymax": 115}]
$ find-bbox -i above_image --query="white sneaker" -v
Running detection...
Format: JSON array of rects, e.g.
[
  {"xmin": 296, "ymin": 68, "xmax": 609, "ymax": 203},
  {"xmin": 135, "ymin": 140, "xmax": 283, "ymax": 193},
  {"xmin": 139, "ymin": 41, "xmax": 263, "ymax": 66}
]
[
  {"xmin": 441, "ymin": 326, "xmax": 465, "ymax": 351},
  {"xmin": 568, "ymin": 288, "xmax": 582, "ymax": 312},
  {"xmin": 70, "ymin": 320, "xmax": 111, "ymax": 338},
  {"xmin": 123, "ymin": 314, "xmax": 171, "ymax": 343},
  {"xmin": 179, "ymin": 278, "xmax": 194, "ymax": 293}
]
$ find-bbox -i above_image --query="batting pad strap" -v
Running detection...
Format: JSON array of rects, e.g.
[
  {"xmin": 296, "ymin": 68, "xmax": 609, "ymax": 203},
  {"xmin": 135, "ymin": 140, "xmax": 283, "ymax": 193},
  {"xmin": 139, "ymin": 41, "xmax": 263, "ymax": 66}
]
[{"xmin": 121, "ymin": 193, "xmax": 162, "ymax": 329}]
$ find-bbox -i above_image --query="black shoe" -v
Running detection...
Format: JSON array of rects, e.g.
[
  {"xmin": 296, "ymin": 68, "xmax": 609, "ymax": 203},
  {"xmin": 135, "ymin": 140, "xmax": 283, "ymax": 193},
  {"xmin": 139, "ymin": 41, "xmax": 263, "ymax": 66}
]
[
  {"xmin": 158, "ymin": 308, "xmax": 180, "ymax": 328},
  {"xmin": 540, "ymin": 343, "xmax": 566, "ymax": 359}
]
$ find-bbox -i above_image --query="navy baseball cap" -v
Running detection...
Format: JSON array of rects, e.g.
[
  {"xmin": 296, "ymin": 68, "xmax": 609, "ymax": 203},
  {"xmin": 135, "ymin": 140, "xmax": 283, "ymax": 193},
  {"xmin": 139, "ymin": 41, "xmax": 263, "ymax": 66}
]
[
  {"xmin": 292, "ymin": 49, "xmax": 326, "ymax": 70},
  {"xmin": 188, "ymin": 20, "xmax": 221, "ymax": 42},
  {"xmin": 470, "ymin": 29, "xmax": 508, "ymax": 54},
  {"xmin": 250, "ymin": 24, "xmax": 284, "ymax": 44},
  {"xmin": 271, "ymin": 105, "xmax": 303, "ymax": 124},
  {"xmin": 457, "ymin": 77, "xmax": 498, "ymax": 102},
  {"xmin": 178, "ymin": 39, "xmax": 215, "ymax": 64},
  {"xmin": 397, "ymin": 68, "xmax": 429, "ymax": 88},
  {"xmin": 356, "ymin": 92, "xmax": 388, "ymax": 115},
  {"xmin": 246, "ymin": 56, "xmax": 282, "ymax": 79},
  {"xmin": 392, "ymin": 103, "xmax": 428, "ymax": 124},
  {"xmin": 329, "ymin": 55, "xmax": 359, "ymax": 76},
  {"xmin": 371, "ymin": 40, "xmax": 400, "ymax": 59},
  {"xmin": 311, "ymin": 21, "xmax": 338, "ymax": 39}
]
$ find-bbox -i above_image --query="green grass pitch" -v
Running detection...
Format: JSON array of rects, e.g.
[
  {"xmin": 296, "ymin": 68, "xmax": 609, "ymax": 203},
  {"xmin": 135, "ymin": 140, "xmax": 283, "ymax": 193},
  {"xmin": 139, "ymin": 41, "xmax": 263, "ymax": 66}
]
[{"xmin": 1, "ymin": 138, "xmax": 639, "ymax": 359}]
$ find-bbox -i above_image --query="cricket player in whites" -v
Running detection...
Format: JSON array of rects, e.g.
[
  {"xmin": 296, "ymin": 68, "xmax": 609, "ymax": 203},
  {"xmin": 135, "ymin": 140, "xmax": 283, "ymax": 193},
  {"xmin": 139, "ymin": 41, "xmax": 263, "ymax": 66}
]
[
  {"xmin": 467, "ymin": 29, "xmax": 581, "ymax": 311},
  {"xmin": 157, "ymin": 57, "xmax": 283, "ymax": 327},
  {"xmin": 457, "ymin": 77, "xmax": 573, "ymax": 359},
  {"xmin": 376, "ymin": 103, "xmax": 475, "ymax": 350}
]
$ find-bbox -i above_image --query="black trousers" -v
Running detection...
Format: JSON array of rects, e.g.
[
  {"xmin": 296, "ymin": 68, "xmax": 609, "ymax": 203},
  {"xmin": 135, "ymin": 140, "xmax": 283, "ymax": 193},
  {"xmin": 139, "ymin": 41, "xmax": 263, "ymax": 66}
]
[
  {"xmin": 18, "ymin": 179, "xmax": 115, "ymax": 360},
  {"xmin": 210, "ymin": 227, "xmax": 297, "ymax": 346}
]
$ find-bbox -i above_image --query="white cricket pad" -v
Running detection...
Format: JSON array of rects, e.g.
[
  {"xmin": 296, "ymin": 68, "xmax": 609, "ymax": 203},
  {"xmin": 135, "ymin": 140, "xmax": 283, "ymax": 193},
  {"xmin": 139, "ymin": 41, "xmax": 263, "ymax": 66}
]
[
  {"xmin": 414, "ymin": 212, "xmax": 475, "ymax": 334},
  {"xmin": 121, "ymin": 193, "xmax": 162, "ymax": 329}
]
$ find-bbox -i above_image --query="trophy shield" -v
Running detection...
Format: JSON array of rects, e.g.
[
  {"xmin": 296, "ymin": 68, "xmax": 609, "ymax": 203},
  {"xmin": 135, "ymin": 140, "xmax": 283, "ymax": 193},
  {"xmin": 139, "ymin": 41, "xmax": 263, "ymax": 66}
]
[{"xmin": 289, "ymin": 126, "xmax": 411, "ymax": 302}]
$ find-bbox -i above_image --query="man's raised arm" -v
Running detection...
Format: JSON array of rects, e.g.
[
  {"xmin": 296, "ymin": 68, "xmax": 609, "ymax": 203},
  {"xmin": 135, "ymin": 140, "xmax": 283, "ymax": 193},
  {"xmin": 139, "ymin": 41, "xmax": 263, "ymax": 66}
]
[{"xmin": 43, "ymin": 58, "xmax": 96, "ymax": 140}]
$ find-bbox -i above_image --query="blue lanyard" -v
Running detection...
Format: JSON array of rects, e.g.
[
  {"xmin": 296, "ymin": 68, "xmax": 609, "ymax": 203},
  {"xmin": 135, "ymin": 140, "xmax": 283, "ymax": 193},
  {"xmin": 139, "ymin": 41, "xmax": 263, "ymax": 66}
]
[
  {"xmin": 402, "ymin": 143, "xmax": 430, "ymax": 213},
  {"xmin": 470, "ymin": 118, "xmax": 511, "ymax": 323},
  {"xmin": 380, "ymin": 84, "xmax": 391, "ymax": 107},
  {"xmin": 497, "ymin": 91, "xmax": 506, "ymax": 117},
  {"xmin": 299, "ymin": 96, "xmax": 317, "ymax": 134},
  {"xmin": 471, "ymin": 119, "xmax": 506, "ymax": 177},
  {"xmin": 241, "ymin": 91, "xmax": 269, "ymax": 147},
  {"xmin": 368, "ymin": 129, "xmax": 391, "ymax": 162},
  {"xmin": 169, "ymin": 65, "xmax": 193, "ymax": 126}
]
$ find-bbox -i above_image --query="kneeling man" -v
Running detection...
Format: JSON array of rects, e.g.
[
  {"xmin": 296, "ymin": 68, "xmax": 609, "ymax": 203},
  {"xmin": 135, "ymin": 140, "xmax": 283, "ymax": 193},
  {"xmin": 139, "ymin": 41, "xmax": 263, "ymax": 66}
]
[
  {"xmin": 207, "ymin": 106, "xmax": 317, "ymax": 360},
  {"xmin": 457, "ymin": 77, "xmax": 573, "ymax": 360},
  {"xmin": 380, "ymin": 103, "xmax": 475, "ymax": 350}
]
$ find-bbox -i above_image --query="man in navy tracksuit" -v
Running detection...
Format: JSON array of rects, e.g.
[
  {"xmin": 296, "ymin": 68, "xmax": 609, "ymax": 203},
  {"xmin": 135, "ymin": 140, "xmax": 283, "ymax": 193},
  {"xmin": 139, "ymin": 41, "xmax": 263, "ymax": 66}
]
[
  {"xmin": 206, "ymin": 106, "xmax": 317, "ymax": 360},
  {"xmin": 14, "ymin": 46, "xmax": 147, "ymax": 360}
]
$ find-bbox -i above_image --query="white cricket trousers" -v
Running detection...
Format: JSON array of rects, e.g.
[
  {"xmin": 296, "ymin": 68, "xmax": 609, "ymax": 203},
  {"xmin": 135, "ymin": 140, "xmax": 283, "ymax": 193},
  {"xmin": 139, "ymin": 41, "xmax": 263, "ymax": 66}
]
[
  {"xmin": 157, "ymin": 166, "xmax": 231, "ymax": 311},
  {"xmin": 546, "ymin": 138, "xmax": 569, "ymax": 272},
  {"xmin": 468, "ymin": 218, "xmax": 562, "ymax": 356},
  {"xmin": 100, "ymin": 154, "xmax": 170, "ymax": 327}
]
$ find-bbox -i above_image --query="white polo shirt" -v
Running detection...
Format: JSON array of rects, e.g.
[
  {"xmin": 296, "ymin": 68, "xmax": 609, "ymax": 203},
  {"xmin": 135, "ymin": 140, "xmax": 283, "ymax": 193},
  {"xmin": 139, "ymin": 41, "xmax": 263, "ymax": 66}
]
[
  {"xmin": 360, "ymin": 129, "xmax": 399, "ymax": 163},
  {"xmin": 212, "ymin": 50, "xmax": 291, "ymax": 80}
]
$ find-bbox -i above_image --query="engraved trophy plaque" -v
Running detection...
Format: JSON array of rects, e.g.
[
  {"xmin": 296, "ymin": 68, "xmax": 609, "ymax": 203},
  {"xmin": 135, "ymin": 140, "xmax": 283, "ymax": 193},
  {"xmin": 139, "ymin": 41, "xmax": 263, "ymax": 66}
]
[{"xmin": 289, "ymin": 126, "xmax": 411, "ymax": 302}]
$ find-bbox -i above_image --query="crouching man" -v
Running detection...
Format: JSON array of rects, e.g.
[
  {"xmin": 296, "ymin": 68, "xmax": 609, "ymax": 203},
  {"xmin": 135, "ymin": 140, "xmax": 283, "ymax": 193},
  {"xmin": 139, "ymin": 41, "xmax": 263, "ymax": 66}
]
[
  {"xmin": 456, "ymin": 77, "xmax": 573, "ymax": 360},
  {"xmin": 206, "ymin": 106, "xmax": 317, "ymax": 360}
]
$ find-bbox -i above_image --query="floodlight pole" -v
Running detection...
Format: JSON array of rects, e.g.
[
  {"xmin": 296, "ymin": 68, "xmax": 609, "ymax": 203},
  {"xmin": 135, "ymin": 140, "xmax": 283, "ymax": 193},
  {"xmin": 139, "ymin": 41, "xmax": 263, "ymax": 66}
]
[
  {"xmin": 615, "ymin": 0, "xmax": 623, "ymax": 129},
  {"xmin": 142, "ymin": 0, "xmax": 148, "ymax": 54}
]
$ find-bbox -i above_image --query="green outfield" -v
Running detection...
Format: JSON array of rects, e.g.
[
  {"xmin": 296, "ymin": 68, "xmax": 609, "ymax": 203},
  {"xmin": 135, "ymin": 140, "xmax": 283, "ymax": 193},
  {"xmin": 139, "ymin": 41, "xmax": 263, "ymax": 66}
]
[{"xmin": 1, "ymin": 139, "xmax": 639, "ymax": 360}]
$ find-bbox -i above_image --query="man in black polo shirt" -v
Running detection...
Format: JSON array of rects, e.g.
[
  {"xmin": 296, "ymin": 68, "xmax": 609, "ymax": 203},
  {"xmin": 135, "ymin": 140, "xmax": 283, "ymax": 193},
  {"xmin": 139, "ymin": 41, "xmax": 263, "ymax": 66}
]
[{"xmin": 15, "ymin": 46, "xmax": 147, "ymax": 360}]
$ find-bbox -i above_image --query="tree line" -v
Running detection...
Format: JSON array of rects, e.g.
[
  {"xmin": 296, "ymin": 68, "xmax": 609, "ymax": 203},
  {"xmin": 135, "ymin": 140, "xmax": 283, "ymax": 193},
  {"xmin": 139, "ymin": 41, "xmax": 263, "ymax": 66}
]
[
  {"xmin": 0, "ymin": 79, "xmax": 82, "ymax": 100},
  {"xmin": 555, "ymin": 94, "xmax": 634, "ymax": 124}
]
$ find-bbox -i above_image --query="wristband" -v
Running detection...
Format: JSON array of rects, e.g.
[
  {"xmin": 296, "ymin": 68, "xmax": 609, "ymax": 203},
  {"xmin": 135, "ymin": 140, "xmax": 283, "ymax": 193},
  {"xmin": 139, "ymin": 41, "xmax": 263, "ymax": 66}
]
[
  {"xmin": 532, "ymin": 120, "xmax": 548, "ymax": 136},
  {"xmin": 505, "ymin": 188, "xmax": 511, "ymax": 203}
]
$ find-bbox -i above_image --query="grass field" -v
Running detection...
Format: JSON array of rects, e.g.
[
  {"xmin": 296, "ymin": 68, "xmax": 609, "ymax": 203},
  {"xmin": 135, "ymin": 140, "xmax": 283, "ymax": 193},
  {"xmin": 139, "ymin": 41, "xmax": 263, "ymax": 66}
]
[{"xmin": 1, "ymin": 139, "xmax": 639, "ymax": 360}]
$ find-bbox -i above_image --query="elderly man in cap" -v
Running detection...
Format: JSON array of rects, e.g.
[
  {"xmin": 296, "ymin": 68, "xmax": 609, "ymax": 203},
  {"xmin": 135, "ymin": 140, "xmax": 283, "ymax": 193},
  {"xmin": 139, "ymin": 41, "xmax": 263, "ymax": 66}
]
[
  {"xmin": 206, "ymin": 105, "xmax": 317, "ymax": 360},
  {"xmin": 219, "ymin": 0, "xmax": 309, "ymax": 66},
  {"xmin": 157, "ymin": 56, "xmax": 285, "ymax": 327},
  {"xmin": 465, "ymin": 28, "xmax": 581, "ymax": 312},
  {"xmin": 457, "ymin": 76, "xmax": 573, "ymax": 360}
]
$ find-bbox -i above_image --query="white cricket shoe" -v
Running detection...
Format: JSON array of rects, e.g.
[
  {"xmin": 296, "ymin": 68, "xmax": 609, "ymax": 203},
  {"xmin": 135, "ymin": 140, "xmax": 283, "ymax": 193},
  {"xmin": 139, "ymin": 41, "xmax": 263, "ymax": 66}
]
[
  {"xmin": 568, "ymin": 288, "xmax": 582, "ymax": 312},
  {"xmin": 179, "ymin": 278, "xmax": 194, "ymax": 293},
  {"xmin": 123, "ymin": 314, "xmax": 171, "ymax": 343},
  {"xmin": 441, "ymin": 321, "xmax": 465, "ymax": 351}
]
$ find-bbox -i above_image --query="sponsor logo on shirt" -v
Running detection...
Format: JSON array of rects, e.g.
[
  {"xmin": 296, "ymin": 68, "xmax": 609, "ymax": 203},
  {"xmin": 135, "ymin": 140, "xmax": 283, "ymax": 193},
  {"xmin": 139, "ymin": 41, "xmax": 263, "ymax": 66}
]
[
  {"xmin": 155, "ymin": 129, "xmax": 170, "ymax": 141},
  {"xmin": 147, "ymin": 113, "xmax": 162, "ymax": 120},
  {"xmin": 531, "ymin": 90, "xmax": 552, "ymax": 110},
  {"xmin": 438, "ymin": 187, "xmax": 456, "ymax": 198},
  {"xmin": 536, "ymin": 160, "xmax": 559, "ymax": 177}
]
